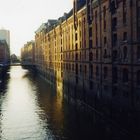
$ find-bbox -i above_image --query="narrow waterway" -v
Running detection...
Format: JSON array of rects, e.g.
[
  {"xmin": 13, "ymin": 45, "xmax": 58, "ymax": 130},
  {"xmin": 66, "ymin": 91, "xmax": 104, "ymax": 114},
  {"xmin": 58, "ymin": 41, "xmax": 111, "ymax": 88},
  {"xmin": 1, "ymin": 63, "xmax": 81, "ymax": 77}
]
[{"xmin": 0, "ymin": 66, "xmax": 133, "ymax": 140}]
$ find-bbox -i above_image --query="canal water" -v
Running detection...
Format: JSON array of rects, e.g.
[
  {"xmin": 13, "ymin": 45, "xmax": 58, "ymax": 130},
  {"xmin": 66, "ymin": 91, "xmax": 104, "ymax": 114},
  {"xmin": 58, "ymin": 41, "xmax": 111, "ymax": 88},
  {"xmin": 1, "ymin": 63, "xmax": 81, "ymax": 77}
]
[{"xmin": 0, "ymin": 66, "xmax": 135, "ymax": 140}]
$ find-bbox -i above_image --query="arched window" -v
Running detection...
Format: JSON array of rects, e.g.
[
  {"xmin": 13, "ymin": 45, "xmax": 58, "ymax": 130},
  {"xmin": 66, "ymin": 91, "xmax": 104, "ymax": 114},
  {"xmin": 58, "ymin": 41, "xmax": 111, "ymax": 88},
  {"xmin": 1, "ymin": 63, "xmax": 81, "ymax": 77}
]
[
  {"xmin": 123, "ymin": 68, "xmax": 128, "ymax": 83},
  {"xmin": 123, "ymin": 46, "xmax": 127, "ymax": 60}
]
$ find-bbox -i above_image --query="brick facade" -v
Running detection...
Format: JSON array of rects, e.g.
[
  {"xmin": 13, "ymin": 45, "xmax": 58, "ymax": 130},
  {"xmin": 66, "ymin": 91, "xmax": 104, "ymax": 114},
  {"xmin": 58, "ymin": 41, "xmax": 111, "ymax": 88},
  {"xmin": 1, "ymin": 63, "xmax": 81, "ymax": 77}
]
[{"xmin": 21, "ymin": 0, "xmax": 140, "ymax": 113}]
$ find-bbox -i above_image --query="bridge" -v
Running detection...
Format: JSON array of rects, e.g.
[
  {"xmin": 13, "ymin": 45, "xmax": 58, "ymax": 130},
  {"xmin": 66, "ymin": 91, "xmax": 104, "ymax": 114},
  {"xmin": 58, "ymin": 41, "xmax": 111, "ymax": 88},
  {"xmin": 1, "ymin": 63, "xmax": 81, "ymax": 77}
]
[
  {"xmin": 10, "ymin": 63, "xmax": 35, "ymax": 69},
  {"xmin": 10, "ymin": 63, "xmax": 21, "ymax": 66}
]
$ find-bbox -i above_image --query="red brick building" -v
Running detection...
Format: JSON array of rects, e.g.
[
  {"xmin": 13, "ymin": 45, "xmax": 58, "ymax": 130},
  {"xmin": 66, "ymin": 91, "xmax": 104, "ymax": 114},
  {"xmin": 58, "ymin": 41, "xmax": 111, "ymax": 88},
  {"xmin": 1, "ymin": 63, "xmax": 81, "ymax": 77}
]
[{"xmin": 24, "ymin": 0, "xmax": 140, "ymax": 114}]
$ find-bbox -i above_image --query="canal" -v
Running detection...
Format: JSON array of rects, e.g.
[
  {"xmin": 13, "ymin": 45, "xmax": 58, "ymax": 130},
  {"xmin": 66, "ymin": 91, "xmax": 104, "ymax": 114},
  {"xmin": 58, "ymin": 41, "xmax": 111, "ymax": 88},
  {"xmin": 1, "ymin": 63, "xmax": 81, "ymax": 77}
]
[{"xmin": 0, "ymin": 66, "xmax": 135, "ymax": 140}]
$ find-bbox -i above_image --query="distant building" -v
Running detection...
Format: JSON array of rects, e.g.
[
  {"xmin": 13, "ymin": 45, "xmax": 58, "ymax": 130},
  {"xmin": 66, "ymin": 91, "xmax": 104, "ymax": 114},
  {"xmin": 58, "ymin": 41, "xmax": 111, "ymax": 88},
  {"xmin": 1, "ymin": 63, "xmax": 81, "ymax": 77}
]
[
  {"xmin": 11, "ymin": 54, "xmax": 20, "ymax": 63},
  {"xmin": 21, "ymin": 41, "xmax": 35, "ymax": 66},
  {"xmin": 0, "ymin": 40, "xmax": 10, "ymax": 66},
  {"xmin": 0, "ymin": 29, "xmax": 10, "ymax": 48}
]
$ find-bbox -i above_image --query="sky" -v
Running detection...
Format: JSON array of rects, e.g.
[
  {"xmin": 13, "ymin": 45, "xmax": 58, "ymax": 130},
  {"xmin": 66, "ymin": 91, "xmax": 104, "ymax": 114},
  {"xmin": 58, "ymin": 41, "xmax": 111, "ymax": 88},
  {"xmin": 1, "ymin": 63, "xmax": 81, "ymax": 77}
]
[{"xmin": 0, "ymin": 0, "xmax": 73, "ymax": 56}]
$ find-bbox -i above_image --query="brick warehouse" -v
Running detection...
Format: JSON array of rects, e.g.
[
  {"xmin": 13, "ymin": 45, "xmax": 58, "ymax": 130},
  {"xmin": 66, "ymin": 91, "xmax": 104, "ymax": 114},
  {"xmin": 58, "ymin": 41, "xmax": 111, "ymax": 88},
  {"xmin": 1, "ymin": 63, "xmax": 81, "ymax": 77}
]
[{"xmin": 21, "ymin": 0, "xmax": 140, "ymax": 116}]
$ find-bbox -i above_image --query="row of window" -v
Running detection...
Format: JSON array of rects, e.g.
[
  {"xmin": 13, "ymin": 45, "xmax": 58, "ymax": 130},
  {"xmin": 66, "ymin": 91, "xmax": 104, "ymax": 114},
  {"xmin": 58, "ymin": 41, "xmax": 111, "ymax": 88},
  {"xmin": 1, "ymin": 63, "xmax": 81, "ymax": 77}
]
[
  {"xmin": 53, "ymin": 45, "xmax": 140, "ymax": 62},
  {"xmin": 54, "ymin": 62, "xmax": 140, "ymax": 86}
]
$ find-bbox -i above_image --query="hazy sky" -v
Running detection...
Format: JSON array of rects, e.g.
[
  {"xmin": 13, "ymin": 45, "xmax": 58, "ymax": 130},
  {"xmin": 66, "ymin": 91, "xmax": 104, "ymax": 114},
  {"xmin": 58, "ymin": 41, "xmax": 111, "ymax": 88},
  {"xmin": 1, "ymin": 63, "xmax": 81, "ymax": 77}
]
[{"xmin": 0, "ymin": 0, "xmax": 73, "ymax": 56}]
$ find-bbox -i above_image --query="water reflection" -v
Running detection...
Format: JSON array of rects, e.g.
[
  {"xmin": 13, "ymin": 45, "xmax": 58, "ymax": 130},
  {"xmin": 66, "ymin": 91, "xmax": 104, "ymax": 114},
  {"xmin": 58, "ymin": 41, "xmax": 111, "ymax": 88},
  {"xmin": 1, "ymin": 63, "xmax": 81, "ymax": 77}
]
[
  {"xmin": 0, "ymin": 66, "xmax": 50, "ymax": 140},
  {"xmin": 0, "ymin": 66, "xmax": 135, "ymax": 140}
]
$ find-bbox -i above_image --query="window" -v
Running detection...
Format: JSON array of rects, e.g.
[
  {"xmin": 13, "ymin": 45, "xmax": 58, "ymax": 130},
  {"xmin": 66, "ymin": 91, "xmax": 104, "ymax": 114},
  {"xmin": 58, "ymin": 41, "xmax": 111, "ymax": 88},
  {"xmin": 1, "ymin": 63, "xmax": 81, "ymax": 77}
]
[
  {"xmin": 96, "ymin": 66, "xmax": 99, "ymax": 78},
  {"xmin": 72, "ymin": 64, "xmax": 74, "ymax": 71},
  {"xmin": 85, "ymin": 65, "xmax": 87, "ymax": 76},
  {"xmin": 96, "ymin": 50, "xmax": 98, "ymax": 60},
  {"xmin": 123, "ymin": 68, "xmax": 128, "ymax": 83},
  {"xmin": 76, "ymin": 76, "xmax": 78, "ymax": 84},
  {"xmin": 80, "ymin": 52, "xmax": 81, "ymax": 60},
  {"xmin": 89, "ymin": 52, "xmax": 93, "ymax": 61},
  {"xmin": 123, "ymin": 0, "xmax": 127, "ymax": 24},
  {"xmin": 75, "ymin": 53, "xmax": 78, "ymax": 61},
  {"xmin": 123, "ymin": 10, "xmax": 127, "ymax": 24},
  {"xmin": 69, "ymin": 63, "xmax": 71, "ymax": 71},
  {"xmin": 89, "ymin": 81, "xmax": 93, "ymax": 90},
  {"xmin": 138, "ymin": 6, "xmax": 140, "ymax": 21},
  {"xmin": 95, "ymin": 10, "xmax": 98, "ymax": 46},
  {"xmin": 112, "ymin": 87, "xmax": 117, "ymax": 97},
  {"xmin": 103, "ymin": 6, "xmax": 106, "ymax": 17},
  {"xmin": 103, "ymin": 6, "xmax": 106, "ymax": 31},
  {"xmin": 110, "ymin": 0, "xmax": 118, "ymax": 14},
  {"xmin": 113, "ymin": 67, "xmax": 118, "ymax": 83},
  {"xmin": 123, "ymin": 46, "xmax": 127, "ymax": 60},
  {"xmin": 112, "ymin": 17, "xmax": 117, "ymax": 31},
  {"xmin": 103, "ymin": 49, "xmax": 107, "ymax": 58},
  {"xmin": 90, "ymin": 64, "xmax": 93, "ymax": 78},
  {"xmin": 104, "ymin": 67, "xmax": 108, "ymax": 79},
  {"xmin": 123, "ymin": 0, "xmax": 126, "ymax": 6},
  {"xmin": 137, "ymin": 46, "xmax": 140, "ymax": 60},
  {"xmin": 96, "ymin": 37, "xmax": 98, "ymax": 46},
  {"xmin": 123, "ymin": 32, "xmax": 127, "ymax": 41},
  {"xmin": 75, "ymin": 43, "xmax": 78, "ymax": 50},
  {"xmin": 66, "ymin": 63, "xmax": 68, "ymax": 70},
  {"xmin": 137, "ymin": 70, "xmax": 140, "ymax": 86},
  {"xmin": 113, "ymin": 33, "xmax": 117, "ymax": 46},
  {"xmin": 80, "ymin": 65, "xmax": 82, "ymax": 73},
  {"xmin": 85, "ymin": 51, "xmax": 86, "ymax": 59},
  {"xmin": 104, "ymin": 85, "xmax": 108, "ymax": 92},
  {"xmin": 76, "ymin": 63, "xmax": 78, "ymax": 75},
  {"xmin": 89, "ymin": 40, "xmax": 92, "ymax": 48},
  {"xmin": 89, "ymin": 27, "xmax": 92, "ymax": 37},
  {"xmin": 84, "ymin": 51, "xmax": 86, "ymax": 60},
  {"xmin": 104, "ymin": 37, "xmax": 107, "ymax": 45},
  {"xmin": 137, "ymin": 6, "xmax": 140, "ymax": 40},
  {"xmin": 61, "ymin": 72, "xmax": 63, "ymax": 78},
  {"xmin": 112, "ymin": 50, "xmax": 118, "ymax": 61},
  {"xmin": 104, "ymin": 20, "xmax": 106, "ymax": 31}
]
